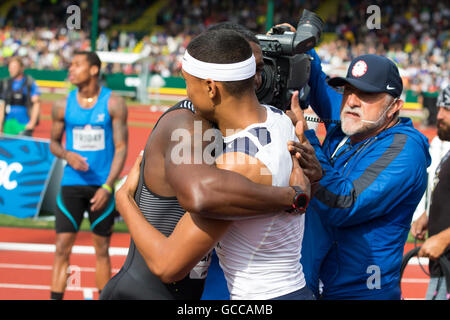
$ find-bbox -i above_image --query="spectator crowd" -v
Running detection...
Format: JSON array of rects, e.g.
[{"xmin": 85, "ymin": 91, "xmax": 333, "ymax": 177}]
[{"xmin": 0, "ymin": 0, "xmax": 448, "ymax": 114}]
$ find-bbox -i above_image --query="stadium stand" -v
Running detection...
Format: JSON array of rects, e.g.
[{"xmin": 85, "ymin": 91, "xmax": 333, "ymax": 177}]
[{"xmin": 0, "ymin": 0, "xmax": 448, "ymax": 117}]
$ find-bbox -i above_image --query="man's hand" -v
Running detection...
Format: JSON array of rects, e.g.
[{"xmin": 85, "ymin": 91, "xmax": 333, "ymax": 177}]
[
  {"xmin": 286, "ymin": 90, "xmax": 308, "ymax": 142},
  {"xmin": 289, "ymin": 154, "xmax": 311, "ymax": 199},
  {"xmin": 25, "ymin": 122, "xmax": 36, "ymax": 131},
  {"xmin": 418, "ymin": 233, "xmax": 448, "ymax": 260},
  {"xmin": 288, "ymin": 140, "xmax": 322, "ymax": 184},
  {"xmin": 286, "ymin": 90, "xmax": 322, "ymax": 184},
  {"xmin": 115, "ymin": 152, "xmax": 142, "ymax": 221},
  {"xmin": 65, "ymin": 151, "xmax": 89, "ymax": 171},
  {"xmin": 267, "ymin": 23, "xmax": 296, "ymax": 34},
  {"xmin": 411, "ymin": 212, "xmax": 428, "ymax": 240},
  {"xmin": 118, "ymin": 151, "xmax": 143, "ymax": 198},
  {"xmin": 90, "ymin": 187, "xmax": 111, "ymax": 212}
]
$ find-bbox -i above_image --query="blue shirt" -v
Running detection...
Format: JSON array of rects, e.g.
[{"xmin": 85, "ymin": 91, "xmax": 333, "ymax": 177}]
[
  {"xmin": 300, "ymin": 49, "xmax": 431, "ymax": 299},
  {"xmin": 61, "ymin": 87, "xmax": 115, "ymax": 186}
]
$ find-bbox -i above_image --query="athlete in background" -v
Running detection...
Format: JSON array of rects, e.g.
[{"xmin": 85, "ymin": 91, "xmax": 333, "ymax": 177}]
[{"xmin": 49, "ymin": 51, "xmax": 128, "ymax": 300}]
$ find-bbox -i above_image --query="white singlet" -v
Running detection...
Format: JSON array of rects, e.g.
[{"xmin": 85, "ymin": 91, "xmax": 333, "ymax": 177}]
[{"xmin": 215, "ymin": 105, "xmax": 306, "ymax": 300}]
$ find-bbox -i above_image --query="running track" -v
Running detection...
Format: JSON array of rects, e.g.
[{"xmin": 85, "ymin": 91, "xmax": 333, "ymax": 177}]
[{"xmin": 0, "ymin": 226, "xmax": 431, "ymax": 300}]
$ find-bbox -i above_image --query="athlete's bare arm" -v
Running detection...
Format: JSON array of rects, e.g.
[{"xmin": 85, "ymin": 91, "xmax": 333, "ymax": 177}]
[
  {"xmin": 25, "ymin": 95, "xmax": 40, "ymax": 130},
  {"xmin": 148, "ymin": 109, "xmax": 299, "ymax": 219},
  {"xmin": 105, "ymin": 93, "xmax": 128, "ymax": 188},
  {"xmin": 49, "ymin": 99, "xmax": 66, "ymax": 158},
  {"xmin": 116, "ymin": 105, "xmax": 309, "ymax": 282},
  {"xmin": 116, "ymin": 150, "xmax": 273, "ymax": 283},
  {"xmin": 49, "ymin": 99, "xmax": 88, "ymax": 171},
  {"xmin": 89, "ymin": 93, "xmax": 128, "ymax": 212}
]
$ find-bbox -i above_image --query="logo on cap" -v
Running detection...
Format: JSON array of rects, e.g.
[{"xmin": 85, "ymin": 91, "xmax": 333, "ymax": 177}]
[{"xmin": 351, "ymin": 60, "xmax": 368, "ymax": 77}]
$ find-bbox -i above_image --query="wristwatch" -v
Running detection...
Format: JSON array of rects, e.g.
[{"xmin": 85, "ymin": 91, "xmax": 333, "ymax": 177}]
[{"xmin": 289, "ymin": 186, "xmax": 309, "ymax": 213}]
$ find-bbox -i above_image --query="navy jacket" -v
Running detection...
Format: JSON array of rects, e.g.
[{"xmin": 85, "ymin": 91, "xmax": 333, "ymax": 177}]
[{"xmin": 301, "ymin": 49, "xmax": 431, "ymax": 299}]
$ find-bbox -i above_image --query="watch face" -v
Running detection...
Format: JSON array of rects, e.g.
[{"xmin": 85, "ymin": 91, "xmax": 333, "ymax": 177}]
[{"xmin": 294, "ymin": 193, "xmax": 308, "ymax": 210}]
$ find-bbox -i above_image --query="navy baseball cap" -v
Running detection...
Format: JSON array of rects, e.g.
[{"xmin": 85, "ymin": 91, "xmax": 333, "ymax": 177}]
[{"xmin": 328, "ymin": 54, "xmax": 403, "ymax": 98}]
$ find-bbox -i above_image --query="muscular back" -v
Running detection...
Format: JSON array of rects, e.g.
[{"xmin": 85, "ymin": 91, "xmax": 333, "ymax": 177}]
[{"xmin": 143, "ymin": 102, "xmax": 222, "ymax": 208}]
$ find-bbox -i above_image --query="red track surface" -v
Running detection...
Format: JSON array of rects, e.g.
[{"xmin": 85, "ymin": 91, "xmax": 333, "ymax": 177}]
[
  {"xmin": 0, "ymin": 227, "xmax": 129, "ymax": 300},
  {"xmin": 0, "ymin": 227, "xmax": 430, "ymax": 300}
]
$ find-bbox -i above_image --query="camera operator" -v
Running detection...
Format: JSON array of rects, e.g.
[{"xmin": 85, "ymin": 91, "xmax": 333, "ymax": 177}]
[{"xmin": 273, "ymin": 22, "xmax": 431, "ymax": 299}]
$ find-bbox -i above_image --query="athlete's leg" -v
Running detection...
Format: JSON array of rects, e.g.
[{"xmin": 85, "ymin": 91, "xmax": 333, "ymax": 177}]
[
  {"xmin": 51, "ymin": 186, "xmax": 87, "ymax": 299},
  {"xmin": 87, "ymin": 186, "xmax": 115, "ymax": 292},
  {"xmin": 50, "ymin": 232, "xmax": 77, "ymax": 298},
  {"xmin": 92, "ymin": 233, "xmax": 112, "ymax": 292}
]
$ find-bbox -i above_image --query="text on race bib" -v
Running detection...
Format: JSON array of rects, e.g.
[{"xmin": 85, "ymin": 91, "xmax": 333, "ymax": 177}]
[{"xmin": 72, "ymin": 125, "xmax": 105, "ymax": 151}]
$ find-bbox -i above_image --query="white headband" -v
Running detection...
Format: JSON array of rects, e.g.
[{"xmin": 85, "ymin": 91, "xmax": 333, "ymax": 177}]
[{"xmin": 182, "ymin": 50, "xmax": 256, "ymax": 81}]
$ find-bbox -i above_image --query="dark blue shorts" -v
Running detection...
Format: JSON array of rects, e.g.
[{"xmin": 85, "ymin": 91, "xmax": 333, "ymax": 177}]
[{"xmin": 271, "ymin": 285, "xmax": 316, "ymax": 300}]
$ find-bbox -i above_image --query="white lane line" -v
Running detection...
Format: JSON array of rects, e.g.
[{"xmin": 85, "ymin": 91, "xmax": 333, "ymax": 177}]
[
  {"xmin": 0, "ymin": 242, "xmax": 128, "ymax": 256},
  {"xmin": 408, "ymin": 257, "xmax": 429, "ymax": 265},
  {"xmin": 0, "ymin": 263, "xmax": 120, "ymax": 273},
  {"xmin": 83, "ymin": 288, "xmax": 94, "ymax": 300},
  {"xmin": 0, "ymin": 263, "xmax": 53, "ymax": 271},
  {"xmin": 0, "ymin": 283, "xmax": 97, "ymax": 292},
  {"xmin": 401, "ymin": 278, "xmax": 429, "ymax": 283}
]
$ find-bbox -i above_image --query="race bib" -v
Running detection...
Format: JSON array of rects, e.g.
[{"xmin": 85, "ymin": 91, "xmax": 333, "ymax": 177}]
[
  {"xmin": 189, "ymin": 250, "xmax": 212, "ymax": 279},
  {"xmin": 72, "ymin": 125, "xmax": 105, "ymax": 151}
]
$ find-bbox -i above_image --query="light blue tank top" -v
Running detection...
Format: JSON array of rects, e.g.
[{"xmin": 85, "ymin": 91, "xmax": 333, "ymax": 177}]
[{"xmin": 61, "ymin": 87, "xmax": 115, "ymax": 186}]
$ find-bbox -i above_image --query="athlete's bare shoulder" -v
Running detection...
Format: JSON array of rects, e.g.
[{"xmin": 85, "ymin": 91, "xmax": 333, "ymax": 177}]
[
  {"xmin": 107, "ymin": 92, "xmax": 127, "ymax": 119},
  {"xmin": 51, "ymin": 98, "xmax": 66, "ymax": 121},
  {"xmin": 157, "ymin": 99, "xmax": 213, "ymax": 136},
  {"xmin": 143, "ymin": 99, "xmax": 216, "ymax": 167}
]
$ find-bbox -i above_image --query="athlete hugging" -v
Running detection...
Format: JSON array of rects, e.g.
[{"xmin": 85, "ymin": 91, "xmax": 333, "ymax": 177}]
[{"xmin": 101, "ymin": 28, "xmax": 315, "ymax": 300}]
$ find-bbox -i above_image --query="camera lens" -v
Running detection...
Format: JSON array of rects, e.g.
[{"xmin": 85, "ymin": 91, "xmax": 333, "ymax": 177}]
[{"xmin": 256, "ymin": 60, "xmax": 277, "ymax": 104}]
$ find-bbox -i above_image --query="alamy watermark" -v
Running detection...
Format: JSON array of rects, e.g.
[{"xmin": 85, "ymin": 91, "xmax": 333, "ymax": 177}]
[
  {"xmin": 169, "ymin": 121, "xmax": 273, "ymax": 175},
  {"xmin": 66, "ymin": 5, "xmax": 81, "ymax": 30},
  {"xmin": 366, "ymin": 5, "xmax": 381, "ymax": 30},
  {"xmin": 366, "ymin": 265, "xmax": 381, "ymax": 290},
  {"xmin": 66, "ymin": 265, "xmax": 81, "ymax": 289}
]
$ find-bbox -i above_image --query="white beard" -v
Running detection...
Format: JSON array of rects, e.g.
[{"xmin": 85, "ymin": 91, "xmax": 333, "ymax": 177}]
[{"xmin": 340, "ymin": 107, "xmax": 386, "ymax": 136}]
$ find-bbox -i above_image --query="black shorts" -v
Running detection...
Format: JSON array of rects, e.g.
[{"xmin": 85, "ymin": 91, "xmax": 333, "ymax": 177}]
[{"xmin": 56, "ymin": 185, "xmax": 116, "ymax": 237}]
